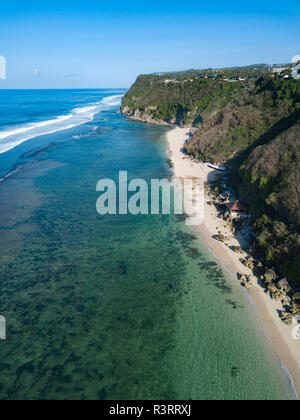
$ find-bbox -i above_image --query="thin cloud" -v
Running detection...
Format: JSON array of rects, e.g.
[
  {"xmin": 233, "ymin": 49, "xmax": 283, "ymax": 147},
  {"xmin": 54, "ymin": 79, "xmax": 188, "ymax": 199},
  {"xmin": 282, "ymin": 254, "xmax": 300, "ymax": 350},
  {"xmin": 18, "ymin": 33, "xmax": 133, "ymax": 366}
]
[
  {"xmin": 292, "ymin": 55, "xmax": 300, "ymax": 63},
  {"xmin": 62, "ymin": 72, "xmax": 80, "ymax": 78}
]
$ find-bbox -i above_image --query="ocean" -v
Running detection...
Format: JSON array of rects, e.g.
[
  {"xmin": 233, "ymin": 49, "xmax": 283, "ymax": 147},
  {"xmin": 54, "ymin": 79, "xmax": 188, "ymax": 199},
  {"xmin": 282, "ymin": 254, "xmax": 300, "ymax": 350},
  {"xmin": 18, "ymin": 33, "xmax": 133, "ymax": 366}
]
[{"xmin": 0, "ymin": 89, "xmax": 296, "ymax": 400}]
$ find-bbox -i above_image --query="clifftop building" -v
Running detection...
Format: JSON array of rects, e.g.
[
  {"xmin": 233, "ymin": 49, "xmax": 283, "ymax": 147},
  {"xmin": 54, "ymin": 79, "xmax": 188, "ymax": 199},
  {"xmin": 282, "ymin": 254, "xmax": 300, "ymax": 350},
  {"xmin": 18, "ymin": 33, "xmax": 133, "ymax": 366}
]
[
  {"xmin": 292, "ymin": 62, "xmax": 300, "ymax": 80},
  {"xmin": 272, "ymin": 66, "xmax": 289, "ymax": 74}
]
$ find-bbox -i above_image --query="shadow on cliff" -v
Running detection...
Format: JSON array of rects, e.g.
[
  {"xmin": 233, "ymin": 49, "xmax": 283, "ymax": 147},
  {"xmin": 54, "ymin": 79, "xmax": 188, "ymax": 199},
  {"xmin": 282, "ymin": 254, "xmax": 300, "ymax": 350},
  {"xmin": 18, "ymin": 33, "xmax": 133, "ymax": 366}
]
[{"xmin": 227, "ymin": 108, "xmax": 300, "ymax": 169}]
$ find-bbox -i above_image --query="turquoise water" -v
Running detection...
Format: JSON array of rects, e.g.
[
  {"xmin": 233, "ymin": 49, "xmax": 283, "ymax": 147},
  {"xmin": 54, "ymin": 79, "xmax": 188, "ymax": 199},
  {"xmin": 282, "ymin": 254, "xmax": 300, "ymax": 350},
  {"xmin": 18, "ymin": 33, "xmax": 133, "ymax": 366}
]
[{"xmin": 0, "ymin": 90, "xmax": 296, "ymax": 399}]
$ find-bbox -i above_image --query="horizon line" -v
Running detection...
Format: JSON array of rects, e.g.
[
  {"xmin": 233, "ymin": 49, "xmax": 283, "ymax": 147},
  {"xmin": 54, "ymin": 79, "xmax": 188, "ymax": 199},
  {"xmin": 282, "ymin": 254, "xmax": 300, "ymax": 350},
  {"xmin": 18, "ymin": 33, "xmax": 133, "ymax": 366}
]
[{"xmin": 0, "ymin": 87, "xmax": 129, "ymax": 90}]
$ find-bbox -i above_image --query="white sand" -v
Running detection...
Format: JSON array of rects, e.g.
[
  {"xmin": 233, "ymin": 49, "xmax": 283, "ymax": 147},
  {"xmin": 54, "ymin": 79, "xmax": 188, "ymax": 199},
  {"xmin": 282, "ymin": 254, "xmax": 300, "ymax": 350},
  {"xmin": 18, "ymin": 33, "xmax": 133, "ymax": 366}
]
[{"xmin": 166, "ymin": 126, "xmax": 300, "ymax": 398}]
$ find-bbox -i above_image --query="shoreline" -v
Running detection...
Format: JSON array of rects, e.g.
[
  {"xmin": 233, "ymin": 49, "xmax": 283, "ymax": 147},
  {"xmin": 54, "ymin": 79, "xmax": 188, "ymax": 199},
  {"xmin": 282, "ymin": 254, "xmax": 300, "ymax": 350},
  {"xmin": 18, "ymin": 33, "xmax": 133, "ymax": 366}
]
[{"xmin": 166, "ymin": 126, "xmax": 300, "ymax": 399}]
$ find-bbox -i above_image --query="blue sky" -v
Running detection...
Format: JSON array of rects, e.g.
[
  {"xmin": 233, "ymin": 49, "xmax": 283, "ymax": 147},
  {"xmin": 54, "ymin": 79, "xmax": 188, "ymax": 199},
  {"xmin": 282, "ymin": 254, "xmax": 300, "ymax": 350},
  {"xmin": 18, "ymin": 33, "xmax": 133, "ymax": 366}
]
[{"xmin": 0, "ymin": 0, "xmax": 299, "ymax": 88}]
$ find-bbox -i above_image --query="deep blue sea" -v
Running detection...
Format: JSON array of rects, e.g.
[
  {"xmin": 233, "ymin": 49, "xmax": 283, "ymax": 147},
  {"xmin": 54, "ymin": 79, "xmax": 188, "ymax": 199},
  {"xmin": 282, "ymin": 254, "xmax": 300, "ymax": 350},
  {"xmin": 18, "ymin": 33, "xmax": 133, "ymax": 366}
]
[{"xmin": 0, "ymin": 89, "xmax": 296, "ymax": 400}]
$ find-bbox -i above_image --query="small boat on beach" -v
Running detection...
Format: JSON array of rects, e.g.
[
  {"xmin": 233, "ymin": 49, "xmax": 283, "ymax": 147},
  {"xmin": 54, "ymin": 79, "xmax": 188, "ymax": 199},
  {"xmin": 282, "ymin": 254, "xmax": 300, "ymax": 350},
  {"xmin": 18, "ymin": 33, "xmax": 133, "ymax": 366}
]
[{"xmin": 205, "ymin": 162, "xmax": 227, "ymax": 172}]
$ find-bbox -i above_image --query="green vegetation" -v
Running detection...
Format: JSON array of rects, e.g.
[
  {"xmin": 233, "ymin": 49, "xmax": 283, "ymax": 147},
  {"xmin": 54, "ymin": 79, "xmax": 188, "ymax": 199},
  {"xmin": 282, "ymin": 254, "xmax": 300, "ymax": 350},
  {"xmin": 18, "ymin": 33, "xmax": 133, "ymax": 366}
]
[
  {"xmin": 122, "ymin": 69, "xmax": 300, "ymax": 288},
  {"xmin": 184, "ymin": 77, "xmax": 300, "ymax": 162},
  {"xmin": 236, "ymin": 121, "xmax": 300, "ymax": 286},
  {"xmin": 121, "ymin": 68, "xmax": 264, "ymax": 126}
]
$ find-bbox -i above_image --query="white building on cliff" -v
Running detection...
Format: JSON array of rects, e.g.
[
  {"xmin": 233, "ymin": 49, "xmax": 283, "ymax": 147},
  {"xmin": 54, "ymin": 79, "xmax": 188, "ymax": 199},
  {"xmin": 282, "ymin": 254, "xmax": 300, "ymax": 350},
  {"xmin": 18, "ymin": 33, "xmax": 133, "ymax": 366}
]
[{"xmin": 292, "ymin": 62, "xmax": 300, "ymax": 80}]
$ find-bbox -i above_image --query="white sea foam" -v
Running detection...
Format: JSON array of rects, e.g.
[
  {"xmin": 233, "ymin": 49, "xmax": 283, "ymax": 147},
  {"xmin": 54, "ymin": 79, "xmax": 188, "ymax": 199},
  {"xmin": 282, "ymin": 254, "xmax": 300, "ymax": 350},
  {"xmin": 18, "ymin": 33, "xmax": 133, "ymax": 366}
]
[
  {"xmin": 280, "ymin": 360, "xmax": 299, "ymax": 400},
  {"xmin": 0, "ymin": 94, "xmax": 123, "ymax": 154},
  {"xmin": 0, "ymin": 165, "xmax": 22, "ymax": 184}
]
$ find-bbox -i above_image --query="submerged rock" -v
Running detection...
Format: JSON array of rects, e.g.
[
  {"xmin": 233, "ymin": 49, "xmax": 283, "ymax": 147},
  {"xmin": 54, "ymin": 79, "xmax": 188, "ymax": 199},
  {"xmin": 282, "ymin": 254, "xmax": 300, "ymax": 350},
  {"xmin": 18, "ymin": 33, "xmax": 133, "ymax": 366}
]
[
  {"xmin": 186, "ymin": 247, "xmax": 200, "ymax": 258},
  {"xmin": 176, "ymin": 231, "xmax": 197, "ymax": 244},
  {"xmin": 231, "ymin": 366, "xmax": 240, "ymax": 378},
  {"xmin": 175, "ymin": 213, "xmax": 189, "ymax": 222}
]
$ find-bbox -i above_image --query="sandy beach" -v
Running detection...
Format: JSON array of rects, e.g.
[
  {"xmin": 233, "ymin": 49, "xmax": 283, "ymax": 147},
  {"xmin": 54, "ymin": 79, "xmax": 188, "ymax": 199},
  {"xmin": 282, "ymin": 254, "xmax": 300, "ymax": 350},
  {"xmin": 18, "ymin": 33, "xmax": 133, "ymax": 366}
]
[{"xmin": 166, "ymin": 126, "xmax": 300, "ymax": 399}]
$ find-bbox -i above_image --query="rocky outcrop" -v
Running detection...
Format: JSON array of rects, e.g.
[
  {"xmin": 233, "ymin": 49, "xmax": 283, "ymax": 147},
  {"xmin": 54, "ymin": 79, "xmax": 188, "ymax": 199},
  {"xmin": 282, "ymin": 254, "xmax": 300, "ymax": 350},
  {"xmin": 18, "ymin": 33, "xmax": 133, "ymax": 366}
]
[
  {"xmin": 237, "ymin": 262, "xmax": 297, "ymax": 324},
  {"xmin": 121, "ymin": 106, "xmax": 171, "ymax": 126},
  {"xmin": 241, "ymin": 256, "xmax": 256, "ymax": 270},
  {"xmin": 238, "ymin": 273, "xmax": 255, "ymax": 288},
  {"xmin": 278, "ymin": 278, "xmax": 291, "ymax": 293},
  {"xmin": 232, "ymin": 246, "xmax": 244, "ymax": 254},
  {"xmin": 215, "ymin": 234, "xmax": 226, "ymax": 243},
  {"xmin": 263, "ymin": 269, "xmax": 277, "ymax": 284},
  {"xmin": 293, "ymin": 292, "xmax": 300, "ymax": 302}
]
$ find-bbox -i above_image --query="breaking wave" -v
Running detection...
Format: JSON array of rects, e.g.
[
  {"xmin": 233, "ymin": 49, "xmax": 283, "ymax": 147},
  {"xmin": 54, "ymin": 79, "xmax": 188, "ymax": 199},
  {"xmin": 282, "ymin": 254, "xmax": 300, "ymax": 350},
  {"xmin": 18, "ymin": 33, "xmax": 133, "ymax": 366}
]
[{"xmin": 0, "ymin": 94, "xmax": 123, "ymax": 154}]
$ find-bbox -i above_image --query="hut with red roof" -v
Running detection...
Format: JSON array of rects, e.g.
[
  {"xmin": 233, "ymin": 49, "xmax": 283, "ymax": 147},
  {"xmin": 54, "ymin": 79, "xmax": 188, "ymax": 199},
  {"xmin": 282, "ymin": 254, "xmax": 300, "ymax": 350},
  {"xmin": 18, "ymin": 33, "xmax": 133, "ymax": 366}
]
[{"xmin": 228, "ymin": 201, "xmax": 247, "ymax": 218}]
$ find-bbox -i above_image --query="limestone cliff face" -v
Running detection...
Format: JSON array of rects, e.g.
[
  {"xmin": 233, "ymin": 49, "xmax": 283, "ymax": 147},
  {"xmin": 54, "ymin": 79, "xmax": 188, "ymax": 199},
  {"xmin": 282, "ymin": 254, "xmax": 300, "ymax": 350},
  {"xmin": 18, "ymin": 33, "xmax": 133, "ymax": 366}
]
[
  {"xmin": 121, "ymin": 73, "xmax": 244, "ymax": 127},
  {"xmin": 121, "ymin": 105, "xmax": 172, "ymax": 126}
]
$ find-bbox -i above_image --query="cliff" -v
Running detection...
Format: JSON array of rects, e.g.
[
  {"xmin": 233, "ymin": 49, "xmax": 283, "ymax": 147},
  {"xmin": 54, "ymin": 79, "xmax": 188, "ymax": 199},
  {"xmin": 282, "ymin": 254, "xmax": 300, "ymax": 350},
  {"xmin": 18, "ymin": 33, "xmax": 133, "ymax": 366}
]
[
  {"xmin": 184, "ymin": 76, "xmax": 300, "ymax": 285},
  {"xmin": 122, "ymin": 70, "xmax": 300, "ymax": 287},
  {"xmin": 122, "ymin": 72, "xmax": 249, "ymax": 127},
  {"xmin": 237, "ymin": 121, "xmax": 300, "ymax": 285}
]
